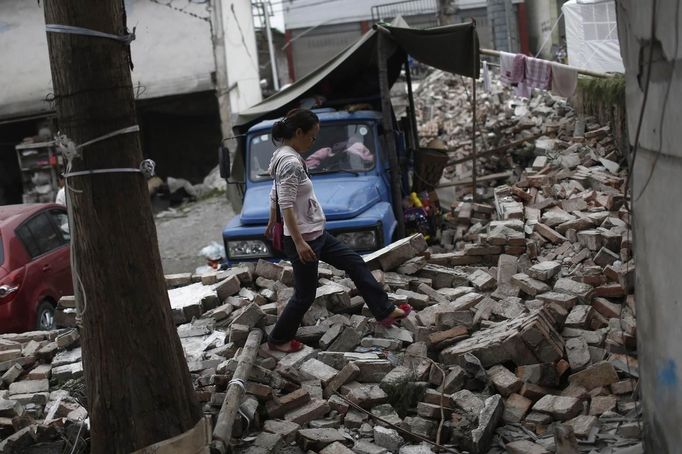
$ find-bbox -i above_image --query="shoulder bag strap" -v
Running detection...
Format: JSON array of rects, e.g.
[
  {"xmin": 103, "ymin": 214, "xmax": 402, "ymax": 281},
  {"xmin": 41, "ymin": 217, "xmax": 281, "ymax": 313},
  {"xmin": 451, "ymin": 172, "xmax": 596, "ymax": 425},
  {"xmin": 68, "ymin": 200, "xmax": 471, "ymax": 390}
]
[{"xmin": 274, "ymin": 158, "xmax": 283, "ymax": 223}]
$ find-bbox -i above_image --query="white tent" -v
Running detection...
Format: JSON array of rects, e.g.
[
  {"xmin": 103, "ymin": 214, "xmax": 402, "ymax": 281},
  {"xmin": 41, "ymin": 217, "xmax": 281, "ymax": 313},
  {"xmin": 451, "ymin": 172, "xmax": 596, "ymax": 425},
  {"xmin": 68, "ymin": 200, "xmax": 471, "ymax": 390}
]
[{"xmin": 562, "ymin": 0, "xmax": 625, "ymax": 73}]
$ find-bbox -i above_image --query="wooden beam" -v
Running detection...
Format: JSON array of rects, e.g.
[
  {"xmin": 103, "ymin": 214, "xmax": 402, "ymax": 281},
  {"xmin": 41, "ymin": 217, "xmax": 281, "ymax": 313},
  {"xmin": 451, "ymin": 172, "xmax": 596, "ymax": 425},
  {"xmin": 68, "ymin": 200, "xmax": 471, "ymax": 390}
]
[
  {"xmin": 212, "ymin": 329, "xmax": 264, "ymax": 452},
  {"xmin": 377, "ymin": 31, "xmax": 406, "ymax": 239},
  {"xmin": 438, "ymin": 171, "xmax": 513, "ymax": 189},
  {"xmin": 447, "ymin": 134, "xmax": 542, "ymax": 166},
  {"xmin": 471, "ymin": 32, "xmax": 478, "ymax": 202}
]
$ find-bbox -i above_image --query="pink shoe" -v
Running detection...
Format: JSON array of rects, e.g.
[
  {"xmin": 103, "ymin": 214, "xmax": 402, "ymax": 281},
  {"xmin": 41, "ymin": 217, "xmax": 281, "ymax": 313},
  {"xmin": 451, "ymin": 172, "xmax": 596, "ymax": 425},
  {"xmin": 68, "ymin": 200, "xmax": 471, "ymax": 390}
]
[
  {"xmin": 267, "ymin": 339, "xmax": 304, "ymax": 353},
  {"xmin": 378, "ymin": 304, "xmax": 413, "ymax": 327}
]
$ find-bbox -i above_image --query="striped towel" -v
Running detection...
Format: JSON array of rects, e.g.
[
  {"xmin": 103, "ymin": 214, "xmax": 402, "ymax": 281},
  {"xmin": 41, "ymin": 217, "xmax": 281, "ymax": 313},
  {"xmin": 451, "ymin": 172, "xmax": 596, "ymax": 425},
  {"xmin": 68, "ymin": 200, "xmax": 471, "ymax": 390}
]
[
  {"xmin": 500, "ymin": 52, "xmax": 526, "ymax": 86},
  {"xmin": 524, "ymin": 57, "xmax": 553, "ymax": 90}
]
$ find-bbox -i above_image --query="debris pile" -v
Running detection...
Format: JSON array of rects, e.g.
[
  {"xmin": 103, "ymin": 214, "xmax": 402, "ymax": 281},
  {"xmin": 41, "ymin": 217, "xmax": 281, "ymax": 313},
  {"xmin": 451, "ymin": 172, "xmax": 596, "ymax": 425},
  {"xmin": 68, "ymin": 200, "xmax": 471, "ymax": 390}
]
[
  {"xmin": 414, "ymin": 71, "xmax": 624, "ymax": 211},
  {"xmin": 149, "ymin": 164, "xmax": 227, "ymax": 215},
  {"xmin": 0, "ymin": 77, "xmax": 640, "ymax": 453},
  {"xmin": 0, "ymin": 329, "xmax": 86, "ymax": 452}
]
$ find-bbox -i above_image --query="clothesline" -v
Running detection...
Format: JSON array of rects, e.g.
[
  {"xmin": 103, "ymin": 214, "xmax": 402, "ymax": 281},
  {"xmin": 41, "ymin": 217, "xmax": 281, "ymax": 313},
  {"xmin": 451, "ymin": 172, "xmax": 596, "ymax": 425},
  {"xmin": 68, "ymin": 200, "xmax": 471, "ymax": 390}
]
[
  {"xmin": 481, "ymin": 48, "xmax": 592, "ymax": 98},
  {"xmin": 480, "ymin": 48, "xmax": 613, "ymax": 79}
]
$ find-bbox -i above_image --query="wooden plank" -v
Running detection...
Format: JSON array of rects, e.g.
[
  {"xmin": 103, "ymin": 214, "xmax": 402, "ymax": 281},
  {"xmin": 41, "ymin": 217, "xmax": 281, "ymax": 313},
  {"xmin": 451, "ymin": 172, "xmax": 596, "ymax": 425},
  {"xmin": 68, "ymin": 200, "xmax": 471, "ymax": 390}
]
[
  {"xmin": 447, "ymin": 134, "xmax": 543, "ymax": 166},
  {"xmin": 438, "ymin": 171, "xmax": 513, "ymax": 189}
]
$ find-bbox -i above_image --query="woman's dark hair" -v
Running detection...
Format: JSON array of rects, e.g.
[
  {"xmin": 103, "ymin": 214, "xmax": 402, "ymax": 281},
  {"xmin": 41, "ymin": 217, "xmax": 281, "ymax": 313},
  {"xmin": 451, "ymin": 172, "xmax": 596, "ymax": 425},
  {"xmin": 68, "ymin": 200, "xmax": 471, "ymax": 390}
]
[{"xmin": 272, "ymin": 108, "xmax": 319, "ymax": 144}]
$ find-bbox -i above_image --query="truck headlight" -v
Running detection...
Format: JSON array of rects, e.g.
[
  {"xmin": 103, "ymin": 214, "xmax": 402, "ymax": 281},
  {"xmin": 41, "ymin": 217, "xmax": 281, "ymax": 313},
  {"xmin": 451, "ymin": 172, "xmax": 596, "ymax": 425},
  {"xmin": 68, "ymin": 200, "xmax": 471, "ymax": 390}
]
[
  {"xmin": 227, "ymin": 240, "xmax": 271, "ymax": 259},
  {"xmin": 335, "ymin": 230, "xmax": 377, "ymax": 251}
]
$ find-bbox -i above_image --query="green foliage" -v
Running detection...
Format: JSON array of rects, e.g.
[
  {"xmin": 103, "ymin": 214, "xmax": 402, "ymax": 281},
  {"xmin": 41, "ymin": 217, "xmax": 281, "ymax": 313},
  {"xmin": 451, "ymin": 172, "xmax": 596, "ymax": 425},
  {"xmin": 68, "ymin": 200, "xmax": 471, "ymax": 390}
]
[{"xmin": 577, "ymin": 74, "xmax": 626, "ymax": 113}]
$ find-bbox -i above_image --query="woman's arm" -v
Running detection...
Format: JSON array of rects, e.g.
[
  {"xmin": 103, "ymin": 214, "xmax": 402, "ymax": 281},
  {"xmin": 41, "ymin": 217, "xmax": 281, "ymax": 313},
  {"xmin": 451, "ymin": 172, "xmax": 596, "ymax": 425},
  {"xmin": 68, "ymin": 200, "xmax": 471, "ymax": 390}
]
[
  {"xmin": 283, "ymin": 207, "xmax": 317, "ymax": 263},
  {"xmin": 266, "ymin": 182, "xmax": 278, "ymax": 238}
]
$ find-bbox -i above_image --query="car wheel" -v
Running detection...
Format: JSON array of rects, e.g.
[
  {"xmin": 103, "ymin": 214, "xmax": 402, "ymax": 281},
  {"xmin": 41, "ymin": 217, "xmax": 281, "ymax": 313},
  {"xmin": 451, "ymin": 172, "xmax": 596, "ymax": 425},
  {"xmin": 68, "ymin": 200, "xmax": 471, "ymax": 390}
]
[{"xmin": 36, "ymin": 301, "xmax": 56, "ymax": 331}]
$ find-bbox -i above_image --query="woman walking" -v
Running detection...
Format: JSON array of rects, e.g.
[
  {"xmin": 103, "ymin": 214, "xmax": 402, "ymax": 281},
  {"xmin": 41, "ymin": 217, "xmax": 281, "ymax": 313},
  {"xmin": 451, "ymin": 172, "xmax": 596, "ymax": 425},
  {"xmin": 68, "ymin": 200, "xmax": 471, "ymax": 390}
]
[{"xmin": 265, "ymin": 108, "xmax": 410, "ymax": 353}]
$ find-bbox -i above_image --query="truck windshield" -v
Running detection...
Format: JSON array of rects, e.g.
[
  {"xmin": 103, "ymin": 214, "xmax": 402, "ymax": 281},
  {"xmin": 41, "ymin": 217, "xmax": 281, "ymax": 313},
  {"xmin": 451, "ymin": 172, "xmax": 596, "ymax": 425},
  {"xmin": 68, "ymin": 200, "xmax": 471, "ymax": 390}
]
[{"xmin": 249, "ymin": 122, "xmax": 376, "ymax": 181}]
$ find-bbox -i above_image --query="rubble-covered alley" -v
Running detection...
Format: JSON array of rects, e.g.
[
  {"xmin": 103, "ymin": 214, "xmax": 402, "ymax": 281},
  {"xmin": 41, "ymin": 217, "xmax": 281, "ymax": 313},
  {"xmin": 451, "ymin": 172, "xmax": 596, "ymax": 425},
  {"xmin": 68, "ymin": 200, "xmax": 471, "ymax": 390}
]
[{"xmin": 0, "ymin": 72, "xmax": 640, "ymax": 454}]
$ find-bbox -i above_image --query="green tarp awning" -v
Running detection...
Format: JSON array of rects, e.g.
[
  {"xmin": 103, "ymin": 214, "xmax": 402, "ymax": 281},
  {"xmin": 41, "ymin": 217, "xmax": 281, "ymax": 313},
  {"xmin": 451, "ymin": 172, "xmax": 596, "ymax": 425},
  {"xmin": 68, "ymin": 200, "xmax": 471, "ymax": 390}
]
[
  {"xmin": 382, "ymin": 22, "xmax": 479, "ymax": 79},
  {"xmin": 234, "ymin": 20, "xmax": 479, "ymax": 133}
]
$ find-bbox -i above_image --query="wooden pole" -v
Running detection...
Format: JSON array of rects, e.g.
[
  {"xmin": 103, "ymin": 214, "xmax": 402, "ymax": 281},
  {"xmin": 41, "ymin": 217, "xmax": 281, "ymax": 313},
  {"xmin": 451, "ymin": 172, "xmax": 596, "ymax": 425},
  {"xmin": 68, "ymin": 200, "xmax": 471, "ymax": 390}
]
[
  {"xmin": 404, "ymin": 55, "xmax": 420, "ymax": 151},
  {"xmin": 213, "ymin": 329, "xmax": 264, "ymax": 452},
  {"xmin": 377, "ymin": 31, "xmax": 406, "ymax": 239},
  {"xmin": 42, "ymin": 1, "xmax": 201, "ymax": 451},
  {"xmin": 446, "ymin": 134, "xmax": 541, "ymax": 166},
  {"xmin": 471, "ymin": 50, "xmax": 478, "ymax": 203}
]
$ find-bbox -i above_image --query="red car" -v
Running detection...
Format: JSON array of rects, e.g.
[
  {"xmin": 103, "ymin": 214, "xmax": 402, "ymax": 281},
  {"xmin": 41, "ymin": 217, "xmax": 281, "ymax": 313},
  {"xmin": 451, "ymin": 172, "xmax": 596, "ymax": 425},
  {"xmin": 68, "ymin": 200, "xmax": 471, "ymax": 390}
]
[{"xmin": 0, "ymin": 204, "xmax": 72, "ymax": 334}]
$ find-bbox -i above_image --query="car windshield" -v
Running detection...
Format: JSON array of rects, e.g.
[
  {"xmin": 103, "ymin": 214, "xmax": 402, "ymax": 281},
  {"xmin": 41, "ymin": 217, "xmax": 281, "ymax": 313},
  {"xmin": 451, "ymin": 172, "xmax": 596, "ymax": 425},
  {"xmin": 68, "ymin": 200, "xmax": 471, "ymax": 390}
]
[{"xmin": 249, "ymin": 122, "xmax": 376, "ymax": 181}]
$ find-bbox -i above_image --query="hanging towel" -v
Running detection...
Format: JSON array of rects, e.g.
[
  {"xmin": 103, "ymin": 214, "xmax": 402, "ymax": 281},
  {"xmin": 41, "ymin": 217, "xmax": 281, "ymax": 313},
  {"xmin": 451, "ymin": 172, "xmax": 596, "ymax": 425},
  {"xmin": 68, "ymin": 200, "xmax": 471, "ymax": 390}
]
[
  {"xmin": 551, "ymin": 62, "xmax": 578, "ymax": 98},
  {"xmin": 513, "ymin": 54, "xmax": 526, "ymax": 83},
  {"xmin": 514, "ymin": 82, "xmax": 532, "ymax": 98},
  {"xmin": 524, "ymin": 57, "xmax": 553, "ymax": 90},
  {"xmin": 482, "ymin": 61, "xmax": 491, "ymax": 93},
  {"xmin": 499, "ymin": 52, "xmax": 525, "ymax": 86}
]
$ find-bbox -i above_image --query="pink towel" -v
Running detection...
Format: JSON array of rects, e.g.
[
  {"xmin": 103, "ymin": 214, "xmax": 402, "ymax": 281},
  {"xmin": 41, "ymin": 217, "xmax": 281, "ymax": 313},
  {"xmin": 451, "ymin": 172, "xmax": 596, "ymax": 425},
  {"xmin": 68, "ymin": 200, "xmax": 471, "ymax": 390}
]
[
  {"xmin": 500, "ymin": 52, "xmax": 525, "ymax": 86},
  {"xmin": 305, "ymin": 143, "xmax": 374, "ymax": 169},
  {"xmin": 551, "ymin": 62, "xmax": 578, "ymax": 98},
  {"xmin": 305, "ymin": 147, "xmax": 333, "ymax": 169},
  {"xmin": 524, "ymin": 57, "xmax": 552, "ymax": 90},
  {"xmin": 345, "ymin": 142, "xmax": 373, "ymax": 163}
]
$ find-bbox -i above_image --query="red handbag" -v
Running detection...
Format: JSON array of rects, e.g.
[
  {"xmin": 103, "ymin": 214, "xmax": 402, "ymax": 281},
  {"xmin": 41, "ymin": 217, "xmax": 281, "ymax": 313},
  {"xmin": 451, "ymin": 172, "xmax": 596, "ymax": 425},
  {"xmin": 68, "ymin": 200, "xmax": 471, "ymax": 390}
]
[{"xmin": 271, "ymin": 203, "xmax": 284, "ymax": 253}]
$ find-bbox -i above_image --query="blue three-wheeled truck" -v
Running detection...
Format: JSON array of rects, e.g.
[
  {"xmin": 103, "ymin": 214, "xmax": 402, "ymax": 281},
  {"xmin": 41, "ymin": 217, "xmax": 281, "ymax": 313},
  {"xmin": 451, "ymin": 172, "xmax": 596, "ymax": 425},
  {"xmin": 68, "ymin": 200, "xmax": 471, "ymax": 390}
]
[{"xmin": 219, "ymin": 20, "xmax": 480, "ymax": 264}]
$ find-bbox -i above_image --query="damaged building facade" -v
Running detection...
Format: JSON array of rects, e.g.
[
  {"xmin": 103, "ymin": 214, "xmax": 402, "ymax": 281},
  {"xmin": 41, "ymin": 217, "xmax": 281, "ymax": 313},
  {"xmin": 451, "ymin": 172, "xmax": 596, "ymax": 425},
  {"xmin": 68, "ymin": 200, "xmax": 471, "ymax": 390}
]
[{"xmin": 0, "ymin": 0, "xmax": 262, "ymax": 205}]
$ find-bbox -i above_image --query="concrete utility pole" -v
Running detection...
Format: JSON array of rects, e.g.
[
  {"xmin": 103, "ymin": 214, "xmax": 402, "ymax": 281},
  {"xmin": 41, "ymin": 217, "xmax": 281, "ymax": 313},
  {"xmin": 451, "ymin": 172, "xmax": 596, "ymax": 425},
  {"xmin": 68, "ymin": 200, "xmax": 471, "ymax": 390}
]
[
  {"xmin": 210, "ymin": 0, "xmax": 234, "ymax": 141},
  {"xmin": 261, "ymin": 1, "xmax": 280, "ymax": 91},
  {"xmin": 437, "ymin": 0, "xmax": 456, "ymax": 26},
  {"xmin": 42, "ymin": 1, "xmax": 201, "ymax": 451},
  {"xmin": 617, "ymin": 1, "xmax": 682, "ymax": 453}
]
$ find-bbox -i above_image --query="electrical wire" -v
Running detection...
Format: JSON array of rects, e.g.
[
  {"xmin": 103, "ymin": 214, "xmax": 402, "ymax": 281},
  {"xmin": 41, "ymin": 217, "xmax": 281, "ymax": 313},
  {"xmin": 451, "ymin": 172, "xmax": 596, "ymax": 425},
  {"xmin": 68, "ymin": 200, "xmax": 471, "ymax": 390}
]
[
  {"xmin": 534, "ymin": 11, "xmax": 564, "ymax": 58},
  {"xmin": 67, "ymin": 419, "xmax": 86, "ymax": 454},
  {"xmin": 634, "ymin": 0, "xmax": 680, "ymax": 201},
  {"xmin": 627, "ymin": 0, "xmax": 656, "ymax": 183},
  {"xmin": 332, "ymin": 392, "xmax": 462, "ymax": 453},
  {"xmin": 268, "ymin": 0, "xmax": 355, "ymax": 14},
  {"xmin": 621, "ymin": 0, "xmax": 661, "ymax": 437},
  {"xmin": 230, "ymin": 3, "xmax": 260, "ymax": 73},
  {"xmin": 147, "ymin": 0, "xmax": 210, "ymax": 22}
]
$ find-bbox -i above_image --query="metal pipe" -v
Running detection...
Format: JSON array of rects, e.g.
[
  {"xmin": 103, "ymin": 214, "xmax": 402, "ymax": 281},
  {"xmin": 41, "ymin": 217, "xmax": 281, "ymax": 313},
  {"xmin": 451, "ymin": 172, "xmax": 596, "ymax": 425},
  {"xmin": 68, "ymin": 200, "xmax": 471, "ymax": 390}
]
[
  {"xmin": 262, "ymin": 2, "xmax": 280, "ymax": 91},
  {"xmin": 480, "ymin": 48, "xmax": 613, "ymax": 78},
  {"xmin": 404, "ymin": 55, "xmax": 419, "ymax": 151}
]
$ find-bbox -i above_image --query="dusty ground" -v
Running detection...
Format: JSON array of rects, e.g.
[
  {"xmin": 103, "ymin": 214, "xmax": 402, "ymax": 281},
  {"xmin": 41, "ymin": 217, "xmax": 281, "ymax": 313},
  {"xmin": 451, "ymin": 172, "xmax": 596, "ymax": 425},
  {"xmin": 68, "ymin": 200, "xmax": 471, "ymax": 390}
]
[{"xmin": 154, "ymin": 193, "xmax": 235, "ymax": 275}]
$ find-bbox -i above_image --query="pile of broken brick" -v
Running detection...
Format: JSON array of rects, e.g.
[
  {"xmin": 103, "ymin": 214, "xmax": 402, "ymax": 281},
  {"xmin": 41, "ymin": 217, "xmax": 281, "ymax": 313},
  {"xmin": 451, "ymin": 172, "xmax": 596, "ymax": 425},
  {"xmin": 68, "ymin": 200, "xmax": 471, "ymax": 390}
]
[
  {"xmin": 1, "ymin": 225, "xmax": 639, "ymax": 454},
  {"xmin": 0, "ymin": 79, "xmax": 640, "ymax": 454},
  {"xmin": 414, "ymin": 70, "xmax": 618, "ymax": 202}
]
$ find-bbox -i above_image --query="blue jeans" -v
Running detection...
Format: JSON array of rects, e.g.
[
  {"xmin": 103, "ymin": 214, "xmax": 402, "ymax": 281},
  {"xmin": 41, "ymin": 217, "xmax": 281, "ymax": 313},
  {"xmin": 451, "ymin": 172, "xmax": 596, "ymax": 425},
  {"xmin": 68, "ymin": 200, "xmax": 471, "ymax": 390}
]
[{"xmin": 268, "ymin": 231, "xmax": 395, "ymax": 345}]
